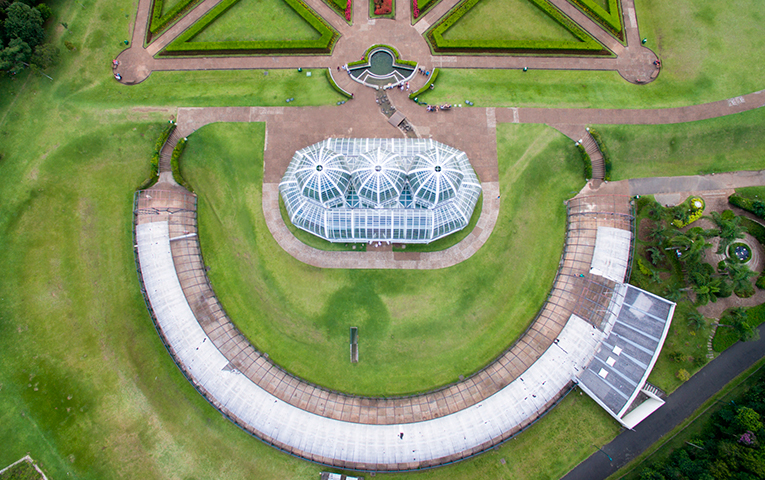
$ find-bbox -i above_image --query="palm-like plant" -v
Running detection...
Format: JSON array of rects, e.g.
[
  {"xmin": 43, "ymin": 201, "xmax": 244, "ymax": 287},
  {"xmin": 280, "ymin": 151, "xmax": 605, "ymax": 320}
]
[
  {"xmin": 710, "ymin": 211, "xmax": 746, "ymax": 254},
  {"xmin": 686, "ymin": 311, "xmax": 706, "ymax": 330},
  {"xmin": 650, "ymin": 222, "xmax": 668, "ymax": 244},
  {"xmin": 647, "ymin": 246, "xmax": 665, "ymax": 266},
  {"xmin": 670, "ymin": 227, "xmax": 712, "ymax": 264},
  {"xmin": 693, "ymin": 277, "xmax": 722, "ymax": 305},
  {"xmin": 725, "ymin": 259, "xmax": 757, "ymax": 297}
]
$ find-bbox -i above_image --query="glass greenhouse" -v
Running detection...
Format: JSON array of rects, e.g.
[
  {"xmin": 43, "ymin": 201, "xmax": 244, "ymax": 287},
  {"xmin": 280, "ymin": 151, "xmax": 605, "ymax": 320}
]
[{"xmin": 279, "ymin": 139, "xmax": 482, "ymax": 243}]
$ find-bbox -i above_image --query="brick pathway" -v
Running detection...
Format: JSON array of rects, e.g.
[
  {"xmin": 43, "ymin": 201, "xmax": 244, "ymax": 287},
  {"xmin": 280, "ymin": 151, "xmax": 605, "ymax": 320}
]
[{"xmin": 115, "ymin": 0, "xmax": 660, "ymax": 84}]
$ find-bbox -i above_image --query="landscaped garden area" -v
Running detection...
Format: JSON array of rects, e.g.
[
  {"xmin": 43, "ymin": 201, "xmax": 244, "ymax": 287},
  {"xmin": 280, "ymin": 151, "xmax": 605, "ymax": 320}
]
[{"xmin": 1, "ymin": 0, "xmax": 764, "ymax": 476}]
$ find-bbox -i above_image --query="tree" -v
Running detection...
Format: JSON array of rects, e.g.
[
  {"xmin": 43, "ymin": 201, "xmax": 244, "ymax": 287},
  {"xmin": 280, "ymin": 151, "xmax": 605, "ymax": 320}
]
[
  {"xmin": 726, "ymin": 260, "xmax": 757, "ymax": 297},
  {"xmin": 734, "ymin": 407, "xmax": 763, "ymax": 435},
  {"xmin": 687, "ymin": 311, "xmax": 706, "ymax": 330},
  {"xmin": 670, "ymin": 227, "xmax": 712, "ymax": 264},
  {"xmin": 647, "ymin": 246, "xmax": 665, "ymax": 266},
  {"xmin": 711, "ymin": 210, "xmax": 746, "ymax": 254},
  {"xmin": 4, "ymin": 2, "xmax": 45, "ymax": 49},
  {"xmin": 30, "ymin": 42, "xmax": 58, "ymax": 70},
  {"xmin": 0, "ymin": 37, "xmax": 32, "ymax": 73},
  {"xmin": 719, "ymin": 308, "xmax": 760, "ymax": 343}
]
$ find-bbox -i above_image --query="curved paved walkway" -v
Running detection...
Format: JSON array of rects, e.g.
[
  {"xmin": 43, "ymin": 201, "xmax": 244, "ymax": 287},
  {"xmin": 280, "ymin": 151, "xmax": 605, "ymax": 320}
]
[
  {"xmin": 116, "ymin": 0, "xmax": 659, "ymax": 85},
  {"xmin": 135, "ymin": 181, "xmax": 632, "ymax": 470}
]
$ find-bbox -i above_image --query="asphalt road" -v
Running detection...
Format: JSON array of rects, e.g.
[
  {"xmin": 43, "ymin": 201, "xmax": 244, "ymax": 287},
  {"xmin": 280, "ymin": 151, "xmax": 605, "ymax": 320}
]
[{"xmin": 562, "ymin": 323, "xmax": 765, "ymax": 480}]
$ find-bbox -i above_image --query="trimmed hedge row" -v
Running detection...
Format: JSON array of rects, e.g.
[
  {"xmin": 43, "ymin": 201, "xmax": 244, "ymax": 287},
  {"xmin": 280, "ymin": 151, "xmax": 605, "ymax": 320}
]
[
  {"xmin": 321, "ymin": 0, "xmax": 352, "ymax": 23},
  {"xmin": 576, "ymin": 143, "xmax": 592, "ymax": 179},
  {"xmin": 163, "ymin": 0, "xmax": 340, "ymax": 55},
  {"xmin": 171, "ymin": 138, "xmax": 194, "ymax": 191},
  {"xmin": 588, "ymin": 128, "xmax": 612, "ymax": 180},
  {"xmin": 729, "ymin": 194, "xmax": 765, "ymax": 220},
  {"xmin": 425, "ymin": 0, "xmax": 605, "ymax": 55},
  {"xmin": 149, "ymin": 0, "xmax": 201, "ymax": 36},
  {"xmin": 325, "ymin": 68, "xmax": 353, "ymax": 98},
  {"xmin": 568, "ymin": 0, "xmax": 623, "ymax": 40},
  {"xmin": 408, "ymin": 68, "xmax": 439, "ymax": 99}
]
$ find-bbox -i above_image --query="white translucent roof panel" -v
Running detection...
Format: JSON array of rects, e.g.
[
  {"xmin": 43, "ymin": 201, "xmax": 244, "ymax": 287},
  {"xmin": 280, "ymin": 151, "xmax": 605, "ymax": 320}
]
[
  {"xmin": 279, "ymin": 139, "xmax": 482, "ymax": 244},
  {"xmin": 589, "ymin": 226, "xmax": 632, "ymax": 282},
  {"xmin": 135, "ymin": 230, "xmax": 603, "ymax": 469}
]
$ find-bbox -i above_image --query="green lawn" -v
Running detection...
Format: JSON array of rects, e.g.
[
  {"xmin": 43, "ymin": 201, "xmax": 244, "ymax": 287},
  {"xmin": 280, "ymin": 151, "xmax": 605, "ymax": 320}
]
[
  {"xmin": 190, "ymin": 0, "xmax": 322, "ymax": 42},
  {"xmin": 180, "ymin": 122, "xmax": 583, "ymax": 396},
  {"xmin": 442, "ymin": 0, "xmax": 579, "ymax": 42},
  {"xmin": 736, "ymin": 186, "xmax": 765, "ymax": 201},
  {"xmin": 418, "ymin": 0, "xmax": 765, "ymax": 108},
  {"xmin": 593, "ymin": 106, "xmax": 765, "ymax": 180}
]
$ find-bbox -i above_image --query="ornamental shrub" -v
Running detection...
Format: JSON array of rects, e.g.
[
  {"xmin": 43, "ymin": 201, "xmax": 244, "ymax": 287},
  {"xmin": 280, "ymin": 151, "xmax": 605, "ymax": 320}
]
[
  {"xmin": 588, "ymin": 128, "xmax": 611, "ymax": 181},
  {"xmin": 154, "ymin": 121, "xmax": 176, "ymax": 154},
  {"xmin": 730, "ymin": 194, "xmax": 765, "ymax": 220},
  {"xmin": 171, "ymin": 138, "xmax": 193, "ymax": 191},
  {"xmin": 425, "ymin": 0, "xmax": 604, "ymax": 54},
  {"xmin": 408, "ymin": 68, "xmax": 439, "ymax": 99},
  {"xmin": 576, "ymin": 143, "xmax": 592, "ymax": 179},
  {"xmin": 568, "ymin": 0, "xmax": 622, "ymax": 38},
  {"xmin": 671, "ymin": 197, "xmax": 705, "ymax": 228}
]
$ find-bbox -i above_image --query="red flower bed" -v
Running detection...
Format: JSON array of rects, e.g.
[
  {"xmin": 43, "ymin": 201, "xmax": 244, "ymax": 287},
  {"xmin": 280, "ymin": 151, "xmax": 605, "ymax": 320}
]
[
  {"xmin": 413, "ymin": 0, "xmax": 419, "ymax": 18},
  {"xmin": 345, "ymin": 0, "xmax": 352, "ymax": 20},
  {"xmin": 374, "ymin": 0, "xmax": 392, "ymax": 15}
]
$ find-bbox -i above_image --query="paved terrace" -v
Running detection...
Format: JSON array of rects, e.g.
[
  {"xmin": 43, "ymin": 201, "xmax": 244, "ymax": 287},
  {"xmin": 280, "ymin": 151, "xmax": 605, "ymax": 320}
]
[
  {"xmin": 116, "ymin": 0, "xmax": 660, "ymax": 85},
  {"xmin": 135, "ymin": 185, "xmax": 632, "ymax": 470}
]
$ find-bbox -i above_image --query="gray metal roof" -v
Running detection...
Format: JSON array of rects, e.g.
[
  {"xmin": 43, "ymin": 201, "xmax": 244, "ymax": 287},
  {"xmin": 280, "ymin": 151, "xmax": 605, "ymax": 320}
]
[{"xmin": 577, "ymin": 284, "xmax": 675, "ymax": 421}]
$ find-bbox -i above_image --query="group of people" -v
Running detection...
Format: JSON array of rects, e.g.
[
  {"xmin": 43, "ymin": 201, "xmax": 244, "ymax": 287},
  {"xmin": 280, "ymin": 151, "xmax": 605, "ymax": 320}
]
[
  {"xmin": 417, "ymin": 68, "xmax": 431, "ymax": 76},
  {"xmin": 113, "ymin": 59, "xmax": 121, "ymax": 81},
  {"xmin": 426, "ymin": 104, "xmax": 451, "ymax": 112}
]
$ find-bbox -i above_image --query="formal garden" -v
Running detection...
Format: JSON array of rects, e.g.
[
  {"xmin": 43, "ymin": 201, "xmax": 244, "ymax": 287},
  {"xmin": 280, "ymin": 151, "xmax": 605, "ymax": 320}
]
[{"xmin": 1, "ymin": 0, "xmax": 765, "ymax": 477}]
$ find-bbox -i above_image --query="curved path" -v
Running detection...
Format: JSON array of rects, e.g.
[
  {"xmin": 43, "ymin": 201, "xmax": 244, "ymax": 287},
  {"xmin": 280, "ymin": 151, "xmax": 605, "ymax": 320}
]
[
  {"xmin": 116, "ymin": 0, "xmax": 659, "ymax": 85},
  {"xmin": 135, "ymin": 180, "xmax": 632, "ymax": 470}
]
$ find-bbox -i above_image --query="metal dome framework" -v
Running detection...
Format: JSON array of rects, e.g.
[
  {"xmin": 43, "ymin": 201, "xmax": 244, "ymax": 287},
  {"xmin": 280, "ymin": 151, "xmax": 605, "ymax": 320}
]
[{"xmin": 280, "ymin": 138, "xmax": 482, "ymax": 243}]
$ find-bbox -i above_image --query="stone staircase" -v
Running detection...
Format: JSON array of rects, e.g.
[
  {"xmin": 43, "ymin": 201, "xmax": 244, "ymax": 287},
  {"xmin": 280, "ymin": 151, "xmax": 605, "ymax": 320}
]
[
  {"xmin": 580, "ymin": 130, "xmax": 605, "ymax": 180},
  {"xmin": 159, "ymin": 128, "xmax": 183, "ymax": 176}
]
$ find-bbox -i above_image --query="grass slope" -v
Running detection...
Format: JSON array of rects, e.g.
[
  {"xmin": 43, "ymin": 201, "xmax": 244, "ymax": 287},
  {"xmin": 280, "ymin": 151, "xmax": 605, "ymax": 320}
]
[
  {"xmin": 593, "ymin": 107, "xmax": 765, "ymax": 180},
  {"xmin": 442, "ymin": 0, "xmax": 580, "ymax": 42},
  {"xmin": 190, "ymin": 0, "xmax": 322, "ymax": 42},
  {"xmin": 181, "ymin": 122, "xmax": 583, "ymax": 396}
]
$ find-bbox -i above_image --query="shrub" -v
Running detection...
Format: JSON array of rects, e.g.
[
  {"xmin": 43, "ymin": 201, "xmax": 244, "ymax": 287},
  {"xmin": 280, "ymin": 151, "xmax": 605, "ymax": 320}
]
[
  {"xmin": 150, "ymin": 0, "xmax": 201, "ymax": 35},
  {"xmin": 676, "ymin": 369, "xmax": 691, "ymax": 382},
  {"xmin": 567, "ymin": 0, "xmax": 622, "ymax": 39},
  {"xmin": 64, "ymin": 40, "xmax": 75, "ymax": 51},
  {"xmin": 171, "ymin": 138, "xmax": 193, "ymax": 191},
  {"xmin": 730, "ymin": 194, "xmax": 765, "ymax": 220},
  {"xmin": 425, "ymin": 0, "xmax": 605, "ymax": 55},
  {"xmin": 637, "ymin": 257, "xmax": 652, "ymax": 276},
  {"xmin": 757, "ymin": 272, "xmax": 765, "ymax": 290},
  {"xmin": 671, "ymin": 197, "xmax": 705, "ymax": 228},
  {"xmin": 576, "ymin": 143, "xmax": 592, "ymax": 179},
  {"xmin": 741, "ymin": 217, "xmax": 765, "ymax": 245},
  {"xmin": 163, "ymin": 0, "xmax": 340, "ymax": 55},
  {"xmin": 408, "ymin": 68, "xmax": 439, "ymax": 99},
  {"xmin": 154, "ymin": 121, "xmax": 176, "ymax": 154},
  {"xmin": 325, "ymin": 68, "xmax": 352, "ymax": 98}
]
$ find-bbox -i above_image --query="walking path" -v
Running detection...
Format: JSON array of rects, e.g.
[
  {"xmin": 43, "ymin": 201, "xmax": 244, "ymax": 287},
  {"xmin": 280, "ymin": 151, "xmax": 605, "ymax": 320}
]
[
  {"xmin": 562, "ymin": 323, "xmax": 765, "ymax": 480},
  {"xmin": 115, "ymin": 0, "xmax": 659, "ymax": 85}
]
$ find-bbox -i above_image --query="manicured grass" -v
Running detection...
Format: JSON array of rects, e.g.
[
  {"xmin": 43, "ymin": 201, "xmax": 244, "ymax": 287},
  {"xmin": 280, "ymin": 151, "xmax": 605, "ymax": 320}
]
[
  {"xmin": 418, "ymin": 0, "xmax": 765, "ymax": 108},
  {"xmin": 736, "ymin": 186, "xmax": 765, "ymax": 201},
  {"xmin": 593, "ymin": 107, "xmax": 765, "ymax": 180},
  {"xmin": 442, "ymin": 0, "xmax": 580, "ymax": 42},
  {"xmin": 181, "ymin": 122, "xmax": 583, "ymax": 395},
  {"xmin": 190, "ymin": 0, "xmax": 322, "ymax": 42},
  {"xmin": 712, "ymin": 304, "xmax": 765, "ymax": 352}
]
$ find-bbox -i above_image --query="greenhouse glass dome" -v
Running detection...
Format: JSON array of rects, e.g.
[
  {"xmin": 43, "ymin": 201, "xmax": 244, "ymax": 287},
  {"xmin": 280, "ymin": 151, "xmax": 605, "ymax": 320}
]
[{"xmin": 279, "ymin": 138, "xmax": 482, "ymax": 244}]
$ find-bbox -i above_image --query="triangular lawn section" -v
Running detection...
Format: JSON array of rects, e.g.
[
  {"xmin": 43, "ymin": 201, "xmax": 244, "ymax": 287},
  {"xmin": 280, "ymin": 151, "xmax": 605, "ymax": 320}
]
[
  {"xmin": 161, "ymin": 0, "xmax": 188, "ymax": 16},
  {"xmin": 163, "ymin": 0, "xmax": 339, "ymax": 54},
  {"xmin": 442, "ymin": 0, "xmax": 581, "ymax": 42},
  {"xmin": 568, "ymin": 0, "xmax": 623, "ymax": 39},
  {"xmin": 190, "ymin": 0, "xmax": 322, "ymax": 42},
  {"xmin": 428, "ymin": 0, "xmax": 605, "ymax": 53}
]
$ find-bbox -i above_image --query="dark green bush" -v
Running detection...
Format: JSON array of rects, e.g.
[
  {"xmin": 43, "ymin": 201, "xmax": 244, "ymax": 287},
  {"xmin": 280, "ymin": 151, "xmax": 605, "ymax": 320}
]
[
  {"xmin": 154, "ymin": 122, "xmax": 176, "ymax": 154},
  {"xmin": 730, "ymin": 194, "xmax": 765, "ymax": 220},
  {"xmin": 757, "ymin": 272, "xmax": 765, "ymax": 290},
  {"xmin": 568, "ymin": 0, "xmax": 622, "ymax": 38},
  {"xmin": 325, "ymin": 68, "xmax": 352, "ymax": 98},
  {"xmin": 576, "ymin": 143, "xmax": 592, "ymax": 179},
  {"xmin": 150, "ymin": 0, "xmax": 201, "ymax": 35},
  {"xmin": 409, "ymin": 68, "xmax": 439, "ymax": 99},
  {"xmin": 171, "ymin": 138, "xmax": 193, "ymax": 191},
  {"xmin": 163, "ymin": 0, "xmax": 339, "ymax": 55},
  {"xmin": 425, "ymin": 0, "xmax": 605, "ymax": 54},
  {"xmin": 741, "ymin": 217, "xmax": 765, "ymax": 244}
]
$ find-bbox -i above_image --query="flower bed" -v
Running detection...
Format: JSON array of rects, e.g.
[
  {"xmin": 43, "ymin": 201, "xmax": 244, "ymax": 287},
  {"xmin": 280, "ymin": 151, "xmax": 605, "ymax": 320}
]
[
  {"xmin": 372, "ymin": 0, "xmax": 392, "ymax": 16},
  {"xmin": 671, "ymin": 197, "xmax": 705, "ymax": 228}
]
